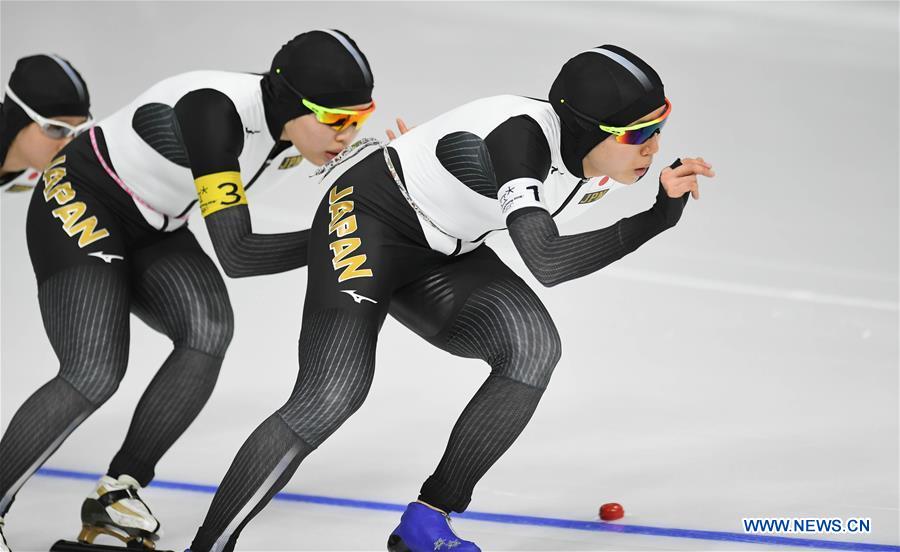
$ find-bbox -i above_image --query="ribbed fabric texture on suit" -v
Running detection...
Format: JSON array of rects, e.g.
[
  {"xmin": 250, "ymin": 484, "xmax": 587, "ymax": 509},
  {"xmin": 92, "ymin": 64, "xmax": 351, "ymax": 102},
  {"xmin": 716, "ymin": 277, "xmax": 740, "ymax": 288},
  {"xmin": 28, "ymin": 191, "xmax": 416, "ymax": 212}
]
[
  {"xmin": 278, "ymin": 308, "xmax": 378, "ymax": 445},
  {"xmin": 109, "ymin": 250, "xmax": 234, "ymax": 486},
  {"xmin": 0, "ymin": 265, "xmax": 130, "ymax": 515},
  {"xmin": 190, "ymin": 414, "xmax": 312, "ymax": 552},
  {"xmin": 204, "ymin": 205, "xmax": 309, "ymax": 278},
  {"xmin": 418, "ymin": 278, "xmax": 562, "ymax": 513},
  {"xmin": 508, "ymin": 183, "xmax": 687, "ymax": 287},
  {"xmin": 190, "ymin": 309, "xmax": 378, "ymax": 552}
]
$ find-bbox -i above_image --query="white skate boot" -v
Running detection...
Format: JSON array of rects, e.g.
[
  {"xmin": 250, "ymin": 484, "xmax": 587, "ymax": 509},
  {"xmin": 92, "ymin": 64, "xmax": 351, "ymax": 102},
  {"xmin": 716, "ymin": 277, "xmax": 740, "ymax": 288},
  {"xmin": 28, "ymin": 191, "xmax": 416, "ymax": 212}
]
[{"xmin": 78, "ymin": 475, "xmax": 160, "ymax": 550}]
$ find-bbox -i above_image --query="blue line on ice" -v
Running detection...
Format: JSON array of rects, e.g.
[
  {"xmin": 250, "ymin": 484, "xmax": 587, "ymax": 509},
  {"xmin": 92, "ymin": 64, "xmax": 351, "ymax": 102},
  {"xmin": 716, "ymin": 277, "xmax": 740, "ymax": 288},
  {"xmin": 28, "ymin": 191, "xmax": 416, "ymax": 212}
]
[{"xmin": 36, "ymin": 468, "xmax": 899, "ymax": 551}]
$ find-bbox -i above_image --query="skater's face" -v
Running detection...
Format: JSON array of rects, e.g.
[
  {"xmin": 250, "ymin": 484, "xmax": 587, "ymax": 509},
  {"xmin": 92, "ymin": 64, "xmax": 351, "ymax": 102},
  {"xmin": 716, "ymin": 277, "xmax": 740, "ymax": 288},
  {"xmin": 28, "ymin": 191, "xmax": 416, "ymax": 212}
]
[
  {"xmin": 281, "ymin": 103, "xmax": 370, "ymax": 166},
  {"xmin": 582, "ymin": 103, "xmax": 666, "ymax": 183},
  {"xmin": 4, "ymin": 116, "xmax": 87, "ymax": 172}
]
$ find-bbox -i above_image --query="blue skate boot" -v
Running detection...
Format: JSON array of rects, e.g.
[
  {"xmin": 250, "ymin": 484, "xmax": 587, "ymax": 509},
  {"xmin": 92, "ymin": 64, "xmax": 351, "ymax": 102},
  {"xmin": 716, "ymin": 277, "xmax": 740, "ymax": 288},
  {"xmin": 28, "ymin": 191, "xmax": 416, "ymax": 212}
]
[{"xmin": 387, "ymin": 501, "xmax": 480, "ymax": 552}]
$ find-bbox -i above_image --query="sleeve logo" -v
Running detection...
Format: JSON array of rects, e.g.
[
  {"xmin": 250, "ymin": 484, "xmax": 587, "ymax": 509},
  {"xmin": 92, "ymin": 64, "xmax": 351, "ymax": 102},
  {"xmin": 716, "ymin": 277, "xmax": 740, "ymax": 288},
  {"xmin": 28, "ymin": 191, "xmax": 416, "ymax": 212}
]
[
  {"xmin": 278, "ymin": 155, "xmax": 304, "ymax": 170},
  {"xmin": 578, "ymin": 190, "xmax": 609, "ymax": 204}
]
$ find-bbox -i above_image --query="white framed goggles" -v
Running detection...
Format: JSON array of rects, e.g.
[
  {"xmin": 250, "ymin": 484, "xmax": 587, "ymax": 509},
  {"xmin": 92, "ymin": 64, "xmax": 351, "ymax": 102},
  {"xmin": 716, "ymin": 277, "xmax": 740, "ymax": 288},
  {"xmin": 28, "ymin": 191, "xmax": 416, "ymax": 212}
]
[{"xmin": 6, "ymin": 87, "xmax": 93, "ymax": 139}]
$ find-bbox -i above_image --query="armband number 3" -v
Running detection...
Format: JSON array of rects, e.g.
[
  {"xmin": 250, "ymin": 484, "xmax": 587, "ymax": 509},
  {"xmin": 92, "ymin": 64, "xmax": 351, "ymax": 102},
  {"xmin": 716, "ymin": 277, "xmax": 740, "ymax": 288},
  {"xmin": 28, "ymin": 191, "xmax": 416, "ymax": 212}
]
[
  {"xmin": 218, "ymin": 182, "xmax": 243, "ymax": 205},
  {"xmin": 194, "ymin": 171, "xmax": 248, "ymax": 217}
]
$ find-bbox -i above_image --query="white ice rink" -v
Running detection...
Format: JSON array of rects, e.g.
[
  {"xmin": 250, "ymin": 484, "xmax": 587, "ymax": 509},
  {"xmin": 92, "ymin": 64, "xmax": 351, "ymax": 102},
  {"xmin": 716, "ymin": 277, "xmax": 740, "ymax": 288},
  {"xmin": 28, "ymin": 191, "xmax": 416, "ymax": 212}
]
[{"xmin": 1, "ymin": 2, "xmax": 898, "ymax": 551}]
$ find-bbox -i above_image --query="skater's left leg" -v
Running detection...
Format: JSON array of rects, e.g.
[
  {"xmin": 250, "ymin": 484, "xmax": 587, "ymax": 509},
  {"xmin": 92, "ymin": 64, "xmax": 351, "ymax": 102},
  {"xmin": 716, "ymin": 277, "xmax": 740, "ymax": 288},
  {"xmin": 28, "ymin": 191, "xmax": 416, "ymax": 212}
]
[
  {"xmin": 109, "ymin": 228, "xmax": 234, "ymax": 485},
  {"xmin": 190, "ymin": 307, "xmax": 383, "ymax": 552},
  {"xmin": 78, "ymin": 229, "xmax": 234, "ymax": 548},
  {"xmin": 189, "ymin": 169, "xmax": 437, "ymax": 552}
]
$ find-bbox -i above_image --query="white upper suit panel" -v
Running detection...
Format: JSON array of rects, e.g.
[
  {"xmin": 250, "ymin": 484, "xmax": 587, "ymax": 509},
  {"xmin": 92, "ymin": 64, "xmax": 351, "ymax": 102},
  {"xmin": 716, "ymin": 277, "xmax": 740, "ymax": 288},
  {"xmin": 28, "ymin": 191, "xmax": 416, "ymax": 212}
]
[
  {"xmin": 387, "ymin": 95, "xmax": 623, "ymax": 252},
  {"xmin": 99, "ymin": 71, "xmax": 305, "ymax": 230}
]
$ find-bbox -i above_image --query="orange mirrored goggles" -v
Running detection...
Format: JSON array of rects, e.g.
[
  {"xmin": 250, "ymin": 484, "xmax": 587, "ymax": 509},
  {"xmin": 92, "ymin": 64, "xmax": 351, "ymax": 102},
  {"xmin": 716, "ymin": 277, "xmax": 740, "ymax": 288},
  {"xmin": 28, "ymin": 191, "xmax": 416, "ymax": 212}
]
[{"xmin": 276, "ymin": 69, "xmax": 375, "ymax": 132}]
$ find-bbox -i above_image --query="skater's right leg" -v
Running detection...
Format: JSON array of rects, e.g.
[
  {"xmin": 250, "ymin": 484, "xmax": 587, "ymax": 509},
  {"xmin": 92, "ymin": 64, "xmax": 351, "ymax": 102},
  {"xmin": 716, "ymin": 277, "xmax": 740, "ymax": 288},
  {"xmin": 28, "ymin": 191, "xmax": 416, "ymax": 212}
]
[{"xmin": 1, "ymin": 148, "xmax": 131, "ymax": 534}]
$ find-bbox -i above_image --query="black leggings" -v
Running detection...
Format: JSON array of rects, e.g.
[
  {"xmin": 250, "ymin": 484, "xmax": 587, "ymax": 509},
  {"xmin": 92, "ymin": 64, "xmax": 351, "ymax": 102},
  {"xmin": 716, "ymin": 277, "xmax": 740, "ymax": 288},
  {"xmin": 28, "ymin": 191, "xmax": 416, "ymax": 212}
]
[
  {"xmin": 191, "ymin": 149, "xmax": 562, "ymax": 552},
  {"xmin": 0, "ymin": 133, "xmax": 233, "ymax": 515}
]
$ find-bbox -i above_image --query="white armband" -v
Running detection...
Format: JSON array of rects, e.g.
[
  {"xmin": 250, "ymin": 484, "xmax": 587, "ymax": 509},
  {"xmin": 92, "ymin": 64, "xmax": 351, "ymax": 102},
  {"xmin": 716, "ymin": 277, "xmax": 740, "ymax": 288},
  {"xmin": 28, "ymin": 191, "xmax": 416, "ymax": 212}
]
[{"xmin": 497, "ymin": 177, "xmax": 548, "ymax": 218}]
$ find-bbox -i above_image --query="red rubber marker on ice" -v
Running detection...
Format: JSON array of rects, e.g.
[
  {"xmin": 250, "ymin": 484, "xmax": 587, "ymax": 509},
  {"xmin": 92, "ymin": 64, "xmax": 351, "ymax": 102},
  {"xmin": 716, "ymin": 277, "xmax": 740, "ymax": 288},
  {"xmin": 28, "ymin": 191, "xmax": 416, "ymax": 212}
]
[{"xmin": 599, "ymin": 502, "xmax": 624, "ymax": 521}]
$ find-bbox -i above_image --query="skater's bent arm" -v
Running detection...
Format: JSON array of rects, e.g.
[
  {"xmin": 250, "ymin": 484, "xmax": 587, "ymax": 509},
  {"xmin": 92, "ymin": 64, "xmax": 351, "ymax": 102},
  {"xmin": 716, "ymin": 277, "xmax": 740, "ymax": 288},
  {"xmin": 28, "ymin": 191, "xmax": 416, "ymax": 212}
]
[
  {"xmin": 507, "ymin": 161, "xmax": 689, "ymax": 288},
  {"xmin": 202, "ymin": 207, "xmax": 310, "ymax": 279},
  {"xmin": 487, "ymin": 118, "xmax": 685, "ymax": 287},
  {"xmin": 175, "ymin": 88, "xmax": 309, "ymax": 278}
]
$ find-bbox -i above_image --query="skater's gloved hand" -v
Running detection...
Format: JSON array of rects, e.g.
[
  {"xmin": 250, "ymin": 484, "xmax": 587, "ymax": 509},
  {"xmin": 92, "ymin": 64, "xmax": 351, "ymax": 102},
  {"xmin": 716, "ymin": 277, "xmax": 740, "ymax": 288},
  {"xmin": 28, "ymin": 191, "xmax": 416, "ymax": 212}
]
[
  {"xmin": 385, "ymin": 118, "xmax": 414, "ymax": 141},
  {"xmin": 660, "ymin": 157, "xmax": 715, "ymax": 200}
]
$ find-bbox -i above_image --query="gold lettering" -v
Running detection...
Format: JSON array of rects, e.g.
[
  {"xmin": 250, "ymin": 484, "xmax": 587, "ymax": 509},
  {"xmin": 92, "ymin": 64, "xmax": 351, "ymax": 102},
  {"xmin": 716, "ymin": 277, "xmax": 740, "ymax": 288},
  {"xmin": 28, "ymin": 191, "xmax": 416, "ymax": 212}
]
[
  {"xmin": 52, "ymin": 202, "xmax": 109, "ymax": 248},
  {"xmin": 334, "ymin": 252, "xmax": 373, "ymax": 282},
  {"xmin": 42, "ymin": 168, "xmax": 67, "ymax": 197},
  {"xmin": 329, "ymin": 213, "xmax": 358, "ymax": 237},
  {"xmin": 52, "ymin": 202, "xmax": 85, "ymax": 228},
  {"xmin": 68, "ymin": 216, "xmax": 110, "ymax": 247},
  {"xmin": 330, "ymin": 238, "xmax": 372, "ymax": 280},
  {"xmin": 326, "ymin": 185, "xmax": 371, "ymax": 281},
  {"xmin": 45, "ymin": 181, "xmax": 76, "ymax": 205},
  {"xmin": 330, "ymin": 237, "xmax": 361, "ymax": 263},
  {"xmin": 46, "ymin": 154, "xmax": 66, "ymax": 169},
  {"xmin": 328, "ymin": 201, "xmax": 354, "ymax": 229},
  {"xmin": 41, "ymin": 155, "xmax": 67, "ymax": 198},
  {"xmin": 329, "ymin": 185, "xmax": 353, "ymax": 204}
]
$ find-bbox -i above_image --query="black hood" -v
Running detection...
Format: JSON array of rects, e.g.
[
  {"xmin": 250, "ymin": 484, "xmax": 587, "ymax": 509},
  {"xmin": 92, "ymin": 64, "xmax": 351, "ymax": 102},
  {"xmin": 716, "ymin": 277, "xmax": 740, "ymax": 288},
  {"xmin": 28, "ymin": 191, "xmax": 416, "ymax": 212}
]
[
  {"xmin": 261, "ymin": 29, "xmax": 374, "ymax": 140},
  {"xmin": 549, "ymin": 45, "xmax": 664, "ymax": 178},
  {"xmin": 1, "ymin": 54, "xmax": 90, "ymax": 165}
]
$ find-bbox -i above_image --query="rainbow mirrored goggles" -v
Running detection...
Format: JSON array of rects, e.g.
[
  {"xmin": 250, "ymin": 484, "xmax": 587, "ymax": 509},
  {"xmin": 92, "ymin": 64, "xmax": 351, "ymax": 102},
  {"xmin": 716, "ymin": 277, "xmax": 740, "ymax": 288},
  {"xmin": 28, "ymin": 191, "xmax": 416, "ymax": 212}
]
[
  {"xmin": 561, "ymin": 97, "xmax": 671, "ymax": 145},
  {"xmin": 275, "ymin": 69, "xmax": 375, "ymax": 132}
]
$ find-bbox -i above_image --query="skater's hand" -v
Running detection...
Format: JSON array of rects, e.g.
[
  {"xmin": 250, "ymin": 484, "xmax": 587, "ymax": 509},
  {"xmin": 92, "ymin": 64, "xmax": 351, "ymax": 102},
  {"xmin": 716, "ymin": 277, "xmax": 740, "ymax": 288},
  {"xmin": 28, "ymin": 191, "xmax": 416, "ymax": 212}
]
[
  {"xmin": 660, "ymin": 157, "xmax": 715, "ymax": 200},
  {"xmin": 385, "ymin": 118, "xmax": 413, "ymax": 141}
]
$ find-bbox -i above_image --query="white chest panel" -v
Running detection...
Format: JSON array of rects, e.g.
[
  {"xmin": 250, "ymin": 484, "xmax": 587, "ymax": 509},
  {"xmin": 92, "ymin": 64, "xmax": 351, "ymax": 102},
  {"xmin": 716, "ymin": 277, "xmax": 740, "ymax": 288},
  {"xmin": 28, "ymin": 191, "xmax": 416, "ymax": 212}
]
[
  {"xmin": 387, "ymin": 95, "xmax": 623, "ymax": 254},
  {"xmin": 99, "ymin": 71, "xmax": 304, "ymax": 230}
]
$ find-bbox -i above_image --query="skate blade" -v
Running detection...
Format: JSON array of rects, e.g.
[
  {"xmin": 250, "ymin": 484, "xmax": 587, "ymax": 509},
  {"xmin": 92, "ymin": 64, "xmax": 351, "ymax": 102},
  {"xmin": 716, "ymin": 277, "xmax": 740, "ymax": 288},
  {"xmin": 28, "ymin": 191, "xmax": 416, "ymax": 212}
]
[
  {"xmin": 77, "ymin": 524, "xmax": 158, "ymax": 550},
  {"xmin": 51, "ymin": 540, "xmax": 172, "ymax": 552}
]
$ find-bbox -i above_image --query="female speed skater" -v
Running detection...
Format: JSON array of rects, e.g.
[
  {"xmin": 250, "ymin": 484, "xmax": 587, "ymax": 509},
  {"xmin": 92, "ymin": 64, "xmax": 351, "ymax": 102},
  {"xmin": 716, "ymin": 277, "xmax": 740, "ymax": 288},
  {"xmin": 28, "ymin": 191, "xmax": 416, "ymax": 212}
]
[
  {"xmin": 185, "ymin": 43, "xmax": 715, "ymax": 552},
  {"xmin": 0, "ymin": 29, "xmax": 376, "ymax": 552},
  {"xmin": 1, "ymin": 53, "xmax": 94, "ymax": 552}
]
